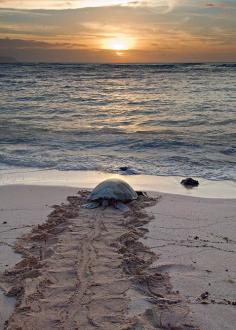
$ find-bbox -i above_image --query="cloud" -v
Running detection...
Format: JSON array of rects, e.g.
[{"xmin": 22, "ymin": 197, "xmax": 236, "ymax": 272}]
[
  {"xmin": 0, "ymin": 1, "xmax": 235, "ymax": 62},
  {"xmin": 0, "ymin": 38, "xmax": 86, "ymax": 49},
  {"xmin": 0, "ymin": 0, "xmax": 171, "ymax": 10},
  {"xmin": 206, "ymin": 3, "xmax": 216, "ymax": 7},
  {"xmin": 0, "ymin": 0, "xmax": 131, "ymax": 10},
  {"xmin": 167, "ymin": 0, "xmax": 183, "ymax": 10},
  {"xmin": 205, "ymin": 2, "xmax": 230, "ymax": 8}
]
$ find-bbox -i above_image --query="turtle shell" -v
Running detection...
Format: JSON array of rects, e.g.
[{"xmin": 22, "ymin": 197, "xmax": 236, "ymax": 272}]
[{"xmin": 89, "ymin": 178, "xmax": 138, "ymax": 202}]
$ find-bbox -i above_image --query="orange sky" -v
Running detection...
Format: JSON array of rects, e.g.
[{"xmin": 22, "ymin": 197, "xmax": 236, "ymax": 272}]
[{"xmin": 0, "ymin": 0, "xmax": 236, "ymax": 62}]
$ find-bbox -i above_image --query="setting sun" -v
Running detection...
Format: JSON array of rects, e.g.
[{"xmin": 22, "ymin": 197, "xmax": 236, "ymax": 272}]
[{"xmin": 102, "ymin": 36, "xmax": 135, "ymax": 51}]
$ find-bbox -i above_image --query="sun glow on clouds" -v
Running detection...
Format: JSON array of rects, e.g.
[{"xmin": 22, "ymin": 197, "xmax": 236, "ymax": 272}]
[
  {"xmin": 103, "ymin": 37, "xmax": 131, "ymax": 50},
  {"xmin": 1, "ymin": 0, "xmax": 236, "ymax": 62},
  {"xmin": 102, "ymin": 36, "xmax": 136, "ymax": 56},
  {"xmin": 0, "ymin": 0, "xmax": 131, "ymax": 9},
  {"xmin": 0, "ymin": 0, "xmax": 177, "ymax": 10}
]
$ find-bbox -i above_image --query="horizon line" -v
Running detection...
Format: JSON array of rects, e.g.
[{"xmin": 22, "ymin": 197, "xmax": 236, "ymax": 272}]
[{"xmin": 1, "ymin": 61, "xmax": 236, "ymax": 65}]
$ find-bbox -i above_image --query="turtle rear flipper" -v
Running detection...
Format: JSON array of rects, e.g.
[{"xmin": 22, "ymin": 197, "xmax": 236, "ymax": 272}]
[
  {"xmin": 115, "ymin": 201, "xmax": 130, "ymax": 212},
  {"xmin": 82, "ymin": 201, "xmax": 100, "ymax": 209}
]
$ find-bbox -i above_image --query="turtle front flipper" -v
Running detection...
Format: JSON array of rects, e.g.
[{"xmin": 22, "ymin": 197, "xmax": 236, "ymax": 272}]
[{"xmin": 101, "ymin": 199, "xmax": 109, "ymax": 209}]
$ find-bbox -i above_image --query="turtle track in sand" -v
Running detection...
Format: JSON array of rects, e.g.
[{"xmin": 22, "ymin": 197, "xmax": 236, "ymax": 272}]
[{"xmin": 0, "ymin": 192, "xmax": 198, "ymax": 330}]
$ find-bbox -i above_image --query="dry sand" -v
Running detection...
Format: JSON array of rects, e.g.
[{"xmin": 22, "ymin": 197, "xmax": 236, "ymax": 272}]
[
  {"xmin": 0, "ymin": 185, "xmax": 78, "ymax": 328},
  {"xmin": 144, "ymin": 193, "xmax": 236, "ymax": 330},
  {"xmin": 0, "ymin": 184, "xmax": 235, "ymax": 330},
  {"xmin": 0, "ymin": 189, "xmax": 197, "ymax": 330}
]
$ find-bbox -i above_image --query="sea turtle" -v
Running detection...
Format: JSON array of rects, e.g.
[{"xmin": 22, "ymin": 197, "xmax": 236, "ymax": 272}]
[{"xmin": 82, "ymin": 178, "xmax": 138, "ymax": 211}]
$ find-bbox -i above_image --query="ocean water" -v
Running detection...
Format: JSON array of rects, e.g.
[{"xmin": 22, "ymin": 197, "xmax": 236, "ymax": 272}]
[{"xmin": 0, "ymin": 63, "xmax": 235, "ymax": 180}]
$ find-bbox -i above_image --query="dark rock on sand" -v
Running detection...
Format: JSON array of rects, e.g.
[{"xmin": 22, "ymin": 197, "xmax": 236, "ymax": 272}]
[
  {"xmin": 181, "ymin": 177, "xmax": 199, "ymax": 188},
  {"xmin": 201, "ymin": 292, "xmax": 209, "ymax": 300},
  {"xmin": 120, "ymin": 166, "xmax": 129, "ymax": 171},
  {"xmin": 119, "ymin": 166, "xmax": 138, "ymax": 175}
]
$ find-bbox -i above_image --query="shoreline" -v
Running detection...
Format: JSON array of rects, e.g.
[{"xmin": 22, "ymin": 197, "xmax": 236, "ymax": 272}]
[
  {"xmin": 0, "ymin": 178, "xmax": 235, "ymax": 329},
  {"xmin": 1, "ymin": 169, "xmax": 236, "ymax": 199}
]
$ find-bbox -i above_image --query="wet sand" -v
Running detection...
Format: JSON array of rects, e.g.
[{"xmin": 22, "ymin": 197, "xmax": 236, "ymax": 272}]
[
  {"xmin": 1, "ymin": 169, "xmax": 236, "ymax": 198},
  {"xmin": 0, "ymin": 183, "xmax": 235, "ymax": 329}
]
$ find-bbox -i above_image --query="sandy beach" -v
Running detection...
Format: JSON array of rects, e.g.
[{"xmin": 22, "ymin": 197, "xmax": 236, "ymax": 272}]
[
  {"xmin": 0, "ymin": 185, "xmax": 78, "ymax": 328},
  {"xmin": 1, "ymin": 4, "xmax": 236, "ymax": 327},
  {"xmin": 0, "ymin": 179, "xmax": 235, "ymax": 329},
  {"xmin": 144, "ymin": 193, "xmax": 236, "ymax": 330}
]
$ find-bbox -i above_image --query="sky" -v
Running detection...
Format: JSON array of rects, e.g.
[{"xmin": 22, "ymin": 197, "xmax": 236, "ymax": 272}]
[{"xmin": 0, "ymin": 0, "xmax": 236, "ymax": 62}]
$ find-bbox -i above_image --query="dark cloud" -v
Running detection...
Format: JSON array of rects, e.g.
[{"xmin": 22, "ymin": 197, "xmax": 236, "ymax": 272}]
[
  {"xmin": 205, "ymin": 1, "xmax": 234, "ymax": 8},
  {"xmin": 0, "ymin": 38, "xmax": 86, "ymax": 49},
  {"xmin": 205, "ymin": 2, "xmax": 227, "ymax": 8}
]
